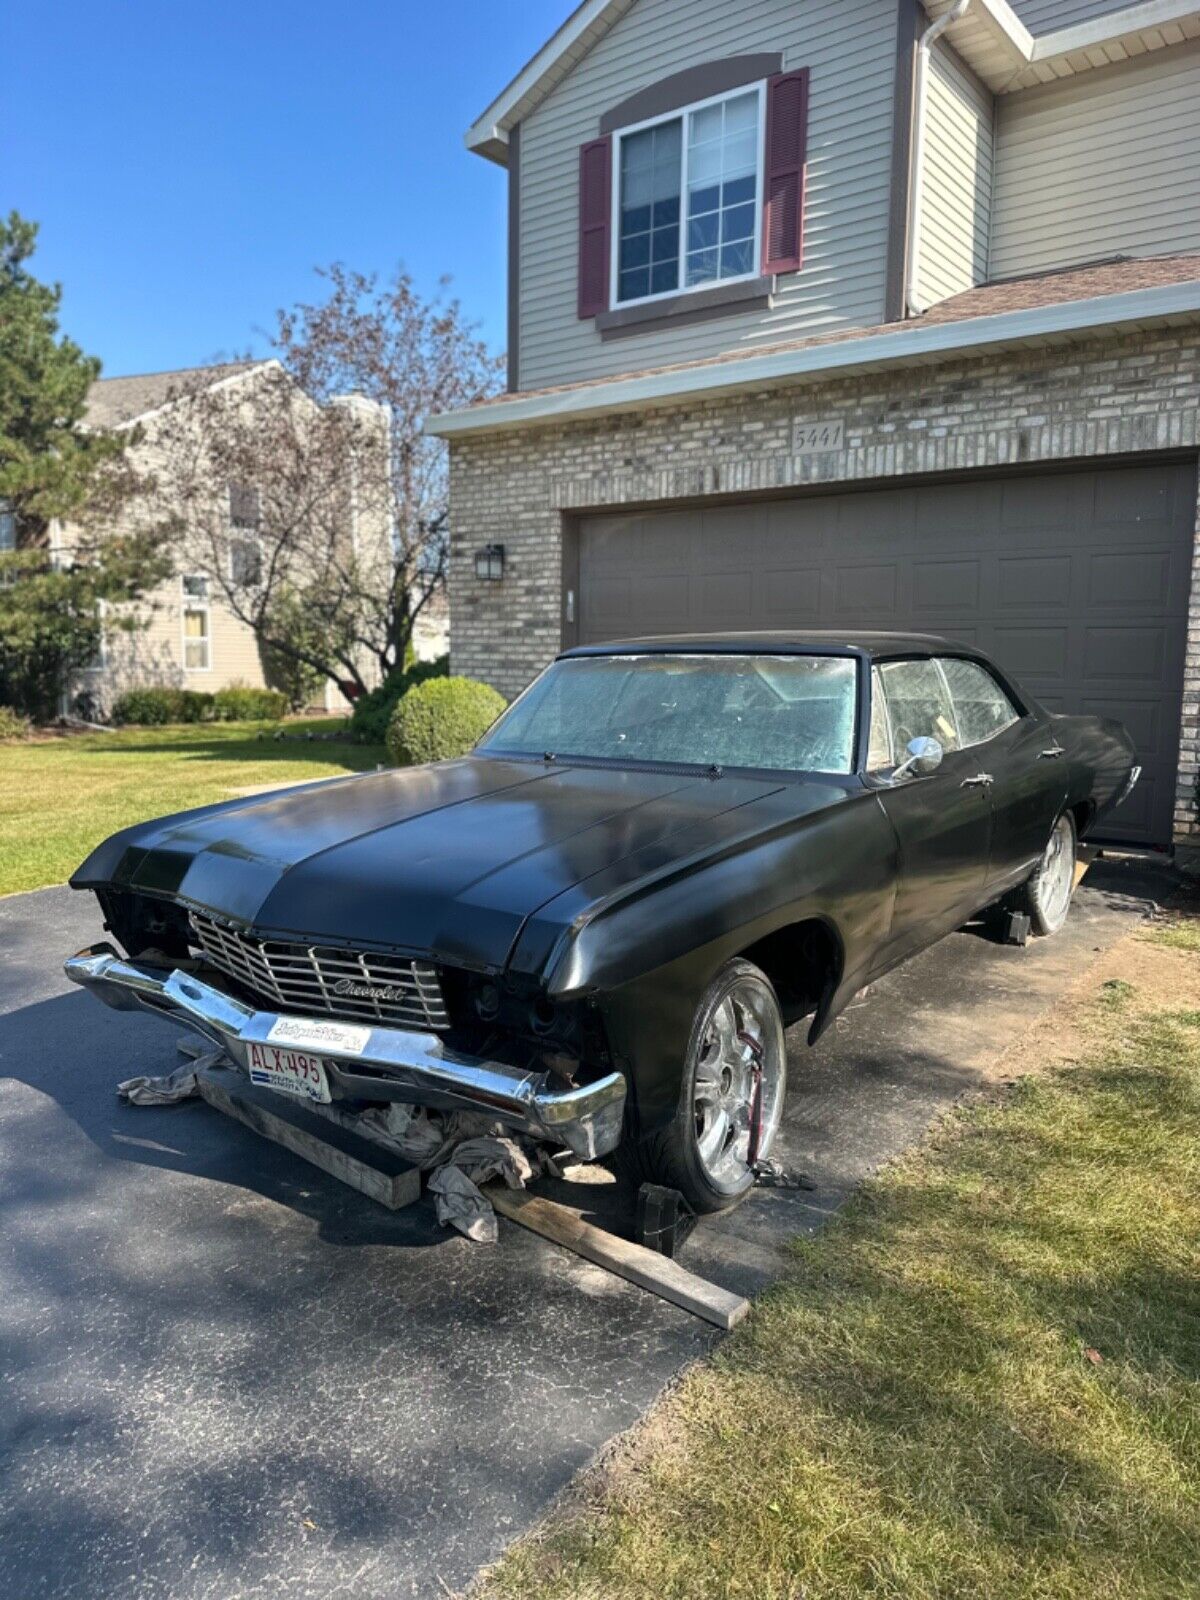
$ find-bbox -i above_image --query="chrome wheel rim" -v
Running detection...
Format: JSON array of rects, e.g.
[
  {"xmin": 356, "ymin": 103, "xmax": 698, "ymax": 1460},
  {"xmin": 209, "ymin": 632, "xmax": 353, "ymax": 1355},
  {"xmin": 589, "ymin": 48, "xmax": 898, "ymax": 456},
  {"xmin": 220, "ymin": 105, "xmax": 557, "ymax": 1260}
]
[
  {"xmin": 1039, "ymin": 816, "xmax": 1075, "ymax": 928},
  {"xmin": 692, "ymin": 979, "xmax": 785, "ymax": 1191}
]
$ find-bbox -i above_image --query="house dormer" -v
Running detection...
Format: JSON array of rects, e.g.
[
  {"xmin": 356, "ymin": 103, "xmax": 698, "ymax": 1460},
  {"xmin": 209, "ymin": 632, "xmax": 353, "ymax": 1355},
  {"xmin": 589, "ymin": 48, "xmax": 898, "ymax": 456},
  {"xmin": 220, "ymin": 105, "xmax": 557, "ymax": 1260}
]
[{"xmin": 465, "ymin": 0, "xmax": 1200, "ymax": 392}]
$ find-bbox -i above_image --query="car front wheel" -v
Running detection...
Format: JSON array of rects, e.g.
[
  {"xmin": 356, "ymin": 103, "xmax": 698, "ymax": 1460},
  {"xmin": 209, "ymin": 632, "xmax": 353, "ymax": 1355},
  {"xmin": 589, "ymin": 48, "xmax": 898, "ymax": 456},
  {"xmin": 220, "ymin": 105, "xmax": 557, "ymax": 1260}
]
[
  {"xmin": 1015, "ymin": 812, "xmax": 1077, "ymax": 936},
  {"xmin": 641, "ymin": 958, "xmax": 788, "ymax": 1214}
]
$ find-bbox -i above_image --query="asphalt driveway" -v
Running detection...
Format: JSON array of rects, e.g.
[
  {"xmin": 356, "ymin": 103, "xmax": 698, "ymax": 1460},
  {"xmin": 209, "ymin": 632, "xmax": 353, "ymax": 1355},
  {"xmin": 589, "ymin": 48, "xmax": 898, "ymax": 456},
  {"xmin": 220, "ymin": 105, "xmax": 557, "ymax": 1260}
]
[{"xmin": 0, "ymin": 861, "xmax": 1169, "ymax": 1599}]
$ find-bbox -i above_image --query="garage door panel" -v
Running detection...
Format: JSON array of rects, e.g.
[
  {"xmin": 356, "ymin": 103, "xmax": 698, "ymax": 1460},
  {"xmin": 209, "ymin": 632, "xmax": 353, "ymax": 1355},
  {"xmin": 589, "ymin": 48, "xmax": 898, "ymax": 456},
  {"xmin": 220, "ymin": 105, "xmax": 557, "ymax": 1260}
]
[
  {"xmin": 1083, "ymin": 625, "xmax": 1168, "ymax": 682},
  {"xmin": 579, "ymin": 462, "xmax": 1196, "ymax": 846},
  {"xmin": 1087, "ymin": 549, "xmax": 1178, "ymax": 608},
  {"xmin": 1108, "ymin": 776, "xmax": 1157, "ymax": 836},
  {"xmin": 834, "ymin": 562, "xmax": 900, "ymax": 617},
  {"xmin": 696, "ymin": 571, "xmax": 755, "ymax": 626},
  {"xmin": 1000, "ymin": 471, "xmax": 1089, "ymax": 530},
  {"xmin": 914, "ymin": 479, "xmax": 1001, "ymax": 533},
  {"xmin": 993, "ymin": 625, "xmax": 1071, "ymax": 677},
  {"xmin": 912, "ymin": 559, "xmax": 981, "ymax": 613},
  {"xmin": 761, "ymin": 567, "xmax": 824, "ymax": 623},
  {"xmin": 1094, "ymin": 467, "xmax": 1179, "ymax": 526},
  {"xmin": 997, "ymin": 554, "xmax": 1074, "ymax": 609}
]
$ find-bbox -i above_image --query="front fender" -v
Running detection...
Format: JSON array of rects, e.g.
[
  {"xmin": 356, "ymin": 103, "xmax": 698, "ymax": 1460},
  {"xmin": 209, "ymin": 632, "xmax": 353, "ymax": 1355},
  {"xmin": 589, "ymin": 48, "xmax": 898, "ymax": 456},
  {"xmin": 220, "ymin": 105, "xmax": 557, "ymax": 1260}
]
[{"xmin": 541, "ymin": 791, "xmax": 899, "ymax": 1135}]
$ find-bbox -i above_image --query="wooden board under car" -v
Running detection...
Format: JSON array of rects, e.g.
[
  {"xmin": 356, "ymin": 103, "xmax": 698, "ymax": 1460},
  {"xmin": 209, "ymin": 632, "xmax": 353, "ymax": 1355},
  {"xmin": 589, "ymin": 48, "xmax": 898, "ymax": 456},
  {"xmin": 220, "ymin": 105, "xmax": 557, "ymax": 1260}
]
[{"xmin": 195, "ymin": 1067, "xmax": 421, "ymax": 1211}]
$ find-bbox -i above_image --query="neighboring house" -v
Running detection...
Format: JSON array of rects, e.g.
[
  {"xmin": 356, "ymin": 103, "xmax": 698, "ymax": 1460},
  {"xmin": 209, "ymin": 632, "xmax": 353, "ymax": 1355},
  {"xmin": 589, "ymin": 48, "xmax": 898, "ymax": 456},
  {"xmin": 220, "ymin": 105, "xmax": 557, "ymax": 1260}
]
[
  {"xmin": 56, "ymin": 361, "xmax": 393, "ymax": 715},
  {"xmin": 411, "ymin": 585, "xmax": 450, "ymax": 662},
  {"xmin": 428, "ymin": 0, "xmax": 1200, "ymax": 851}
]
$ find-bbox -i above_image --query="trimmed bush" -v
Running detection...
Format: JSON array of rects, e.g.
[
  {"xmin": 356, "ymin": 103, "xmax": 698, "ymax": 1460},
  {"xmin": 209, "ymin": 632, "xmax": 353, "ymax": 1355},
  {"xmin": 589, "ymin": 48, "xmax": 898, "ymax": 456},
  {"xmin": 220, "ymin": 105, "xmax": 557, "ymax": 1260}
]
[
  {"xmin": 0, "ymin": 704, "xmax": 32, "ymax": 741},
  {"xmin": 112, "ymin": 687, "xmax": 215, "ymax": 725},
  {"xmin": 212, "ymin": 685, "xmax": 288, "ymax": 722},
  {"xmin": 387, "ymin": 675, "xmax": 506, "ymax": 766},
  {"xmin": 350, "ymin": 653, "xmax": 449, "ymax": 745}
]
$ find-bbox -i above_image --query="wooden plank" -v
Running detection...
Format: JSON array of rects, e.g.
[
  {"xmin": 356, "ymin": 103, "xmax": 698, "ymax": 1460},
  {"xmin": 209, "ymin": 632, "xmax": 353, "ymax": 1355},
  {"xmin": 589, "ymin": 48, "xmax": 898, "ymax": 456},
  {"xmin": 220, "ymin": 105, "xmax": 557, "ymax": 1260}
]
[
  {"xmin": 487, "ymin": 1186, "xmax": 750, "ymax": 1331},
  {"xmin": 196, "ymin": 1070, "xmax": 421, "ymax": 1211}
]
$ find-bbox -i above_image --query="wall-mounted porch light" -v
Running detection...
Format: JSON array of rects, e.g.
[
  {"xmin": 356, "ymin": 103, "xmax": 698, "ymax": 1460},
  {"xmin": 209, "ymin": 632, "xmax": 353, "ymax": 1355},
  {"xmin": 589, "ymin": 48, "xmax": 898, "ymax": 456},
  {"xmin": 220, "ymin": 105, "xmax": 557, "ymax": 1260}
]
[{"xmin": 474, "ymin": 543, "xmax": 505, "ymax": 581}]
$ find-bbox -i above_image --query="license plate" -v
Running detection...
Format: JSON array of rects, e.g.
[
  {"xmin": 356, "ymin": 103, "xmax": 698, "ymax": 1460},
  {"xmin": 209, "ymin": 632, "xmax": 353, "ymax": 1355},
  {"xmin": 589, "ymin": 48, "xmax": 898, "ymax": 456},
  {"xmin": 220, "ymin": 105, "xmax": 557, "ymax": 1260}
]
[{"xmin": 247, "ymin": 1041, "xmax": 332, "ymax": 1104}]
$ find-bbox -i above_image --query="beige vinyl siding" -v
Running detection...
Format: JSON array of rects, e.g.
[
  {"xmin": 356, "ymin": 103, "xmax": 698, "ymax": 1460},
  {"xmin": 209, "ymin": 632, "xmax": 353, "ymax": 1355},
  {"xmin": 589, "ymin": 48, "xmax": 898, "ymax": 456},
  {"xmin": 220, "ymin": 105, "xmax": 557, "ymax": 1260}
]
[
  {"xmin": 1010, "ymin": 0, "xmax": 1135, "ymax": 30},
  {"xmin": 990, "ymin": 43, "xmax": 1200, "ymax": 280},
  {"xmin": 916, "ymin": 42, "xmax": 993, "ymax": 309},
  {"xmin": 517, "ymin": 0, "xmax": 899, "ymax": 390}
]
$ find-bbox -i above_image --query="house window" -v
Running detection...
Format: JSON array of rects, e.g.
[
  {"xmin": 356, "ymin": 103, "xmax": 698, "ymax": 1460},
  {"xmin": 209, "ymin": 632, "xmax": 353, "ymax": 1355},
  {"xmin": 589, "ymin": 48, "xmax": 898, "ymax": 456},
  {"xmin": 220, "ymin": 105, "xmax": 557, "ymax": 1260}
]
[
  {"xmin": 0, "ymin": 505, "xmax": 15, "ymax": 551},
  {"xmin": 182, "ymin": 574, "xmax": 212, "ymax": 671},
  {"xmin": 228, "ymin": 482, "xmax": 261, "ymax": 530},
  {"xmin": 613, "ymin": 85, "xmax": 763, "ymax": 307},
  {"xmin": 229, "ymin": 537, "xmax": 263, "ymax": 587},
  {"xmin": 82, "ymin": 600, "xmax": 108, "ymax": 673}
]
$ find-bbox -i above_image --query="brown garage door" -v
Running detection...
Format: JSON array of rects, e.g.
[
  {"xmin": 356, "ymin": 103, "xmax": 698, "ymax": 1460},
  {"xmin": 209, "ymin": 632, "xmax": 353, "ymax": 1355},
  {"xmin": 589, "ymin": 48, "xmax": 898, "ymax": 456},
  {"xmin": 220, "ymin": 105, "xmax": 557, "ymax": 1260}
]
[{"xmin": 578, "ymin": 461, "xmax": 1197, "ymax": 847}]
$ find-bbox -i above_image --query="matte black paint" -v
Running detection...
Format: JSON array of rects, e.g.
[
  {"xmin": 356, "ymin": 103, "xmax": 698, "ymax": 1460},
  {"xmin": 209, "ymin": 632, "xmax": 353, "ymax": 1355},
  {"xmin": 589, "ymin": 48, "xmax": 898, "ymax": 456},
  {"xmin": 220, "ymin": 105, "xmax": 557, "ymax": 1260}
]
[{"xmin": 71, "ymin": 635, "xmax": 1136, "ymax": 1143}]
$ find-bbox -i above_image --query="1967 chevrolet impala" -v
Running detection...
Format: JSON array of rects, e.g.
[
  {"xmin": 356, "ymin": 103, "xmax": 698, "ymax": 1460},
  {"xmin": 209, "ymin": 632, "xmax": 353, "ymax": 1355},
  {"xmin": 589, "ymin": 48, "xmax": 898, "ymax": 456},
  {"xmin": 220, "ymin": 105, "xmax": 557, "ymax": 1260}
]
[{"xmin": 66, "ymin": 633, "xmax": 1138, "ymax": 1212}]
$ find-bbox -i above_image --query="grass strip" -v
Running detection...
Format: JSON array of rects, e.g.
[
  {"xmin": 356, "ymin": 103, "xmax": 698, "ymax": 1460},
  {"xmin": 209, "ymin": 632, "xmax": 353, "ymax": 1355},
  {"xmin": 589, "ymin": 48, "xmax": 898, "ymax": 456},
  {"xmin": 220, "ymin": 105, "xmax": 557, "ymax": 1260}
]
[
  {"xmin": 482, "ymin": 919, "xmax": 1200, "ymax": 1600},
  {"xmin": 0, "ymin": 722, "xmax": 384, "ymax": 896}
]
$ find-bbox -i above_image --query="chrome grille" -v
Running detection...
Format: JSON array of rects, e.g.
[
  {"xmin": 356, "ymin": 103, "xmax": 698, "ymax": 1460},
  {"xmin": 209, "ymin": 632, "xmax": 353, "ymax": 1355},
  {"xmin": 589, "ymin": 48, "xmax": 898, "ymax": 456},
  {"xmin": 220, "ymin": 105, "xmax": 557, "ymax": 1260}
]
[{"xmin": 189, "ymin": 912, "xmax": 449, "ymax": 1032}]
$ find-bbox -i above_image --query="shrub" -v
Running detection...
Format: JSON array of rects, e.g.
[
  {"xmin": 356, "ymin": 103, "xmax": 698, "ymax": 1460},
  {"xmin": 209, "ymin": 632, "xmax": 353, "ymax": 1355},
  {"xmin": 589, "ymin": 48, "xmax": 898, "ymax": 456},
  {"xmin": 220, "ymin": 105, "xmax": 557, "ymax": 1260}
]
[
  {"xmin": 213, "ymin": 685, "xmax": 288, "ymax": 722},
  {"xmin": 386, "ymin": 675, "xmax": 506, "ymax": 766},
  {"xmin": 111, "ymin": 687, "xmax": 215, "ymax": 725},
  {"xmin": 0, "ymin": 705, "xmax": 32, "ymax": 741},
  {"xmin": 350, "ymin": 653, "xmax": 449, "ymax": 745}
]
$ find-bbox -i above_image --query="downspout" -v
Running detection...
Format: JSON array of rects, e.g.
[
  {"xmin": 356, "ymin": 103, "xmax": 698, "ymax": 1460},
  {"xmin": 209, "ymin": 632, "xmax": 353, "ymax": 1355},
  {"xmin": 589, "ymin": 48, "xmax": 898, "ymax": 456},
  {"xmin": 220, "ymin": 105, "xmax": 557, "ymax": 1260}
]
[{"xmin": 903, "ymin": 0, "xmax": 972, "ymax": 318}]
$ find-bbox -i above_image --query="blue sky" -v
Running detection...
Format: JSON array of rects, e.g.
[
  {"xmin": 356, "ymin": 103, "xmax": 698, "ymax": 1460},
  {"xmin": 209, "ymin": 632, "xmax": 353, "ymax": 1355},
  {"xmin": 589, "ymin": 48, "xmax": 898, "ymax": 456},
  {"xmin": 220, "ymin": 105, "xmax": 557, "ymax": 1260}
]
[{"xmin": 4, "ymin": 0, "xmax": 568, "ymax": 377}]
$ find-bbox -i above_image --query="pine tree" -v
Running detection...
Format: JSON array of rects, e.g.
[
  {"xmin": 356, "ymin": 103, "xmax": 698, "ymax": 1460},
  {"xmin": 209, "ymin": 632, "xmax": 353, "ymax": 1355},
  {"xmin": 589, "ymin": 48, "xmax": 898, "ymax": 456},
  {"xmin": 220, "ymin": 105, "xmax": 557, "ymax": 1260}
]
[{"xmin": 0, "ymin": 212, "xmax": 125, "ymax": 540}]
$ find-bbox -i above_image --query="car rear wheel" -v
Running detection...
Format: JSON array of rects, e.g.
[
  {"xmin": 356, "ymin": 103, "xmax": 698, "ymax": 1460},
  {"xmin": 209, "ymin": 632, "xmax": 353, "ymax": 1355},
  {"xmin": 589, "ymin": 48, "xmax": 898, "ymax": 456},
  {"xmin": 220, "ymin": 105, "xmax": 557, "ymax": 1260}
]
[
  {"xmin": 641, "ymin": 958, "xmax": 787, "ymax": 1214},
  {"xmin": 1014, "ymin": 812, "xmax": 1077, "ymax": 936}
]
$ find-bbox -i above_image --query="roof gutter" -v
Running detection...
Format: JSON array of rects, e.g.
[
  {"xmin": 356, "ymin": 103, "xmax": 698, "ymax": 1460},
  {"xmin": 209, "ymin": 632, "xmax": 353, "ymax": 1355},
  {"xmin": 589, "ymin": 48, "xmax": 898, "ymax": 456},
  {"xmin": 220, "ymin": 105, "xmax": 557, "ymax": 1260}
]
[
  {"xmin": 904, "ymin": 0, "xmax": 973, "ymax": 319},
  {"xmin": 425, "ymin": 276, "xmax": 1200, "ymax": 438}
]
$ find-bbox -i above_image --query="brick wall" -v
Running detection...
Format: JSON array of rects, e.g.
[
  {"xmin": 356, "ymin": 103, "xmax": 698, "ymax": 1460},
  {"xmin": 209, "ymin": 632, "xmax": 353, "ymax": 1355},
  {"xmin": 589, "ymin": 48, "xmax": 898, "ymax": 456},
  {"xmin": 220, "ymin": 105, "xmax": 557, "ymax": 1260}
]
[{"xmin": 447, "ymin": 325, "xmax": 1200, "ymax": 840}]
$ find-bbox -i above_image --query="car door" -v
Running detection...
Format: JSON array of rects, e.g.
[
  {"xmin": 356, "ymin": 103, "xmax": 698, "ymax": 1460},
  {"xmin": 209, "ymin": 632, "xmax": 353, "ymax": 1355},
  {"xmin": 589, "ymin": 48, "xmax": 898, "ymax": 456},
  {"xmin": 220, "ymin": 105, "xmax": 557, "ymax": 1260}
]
[
  {"xmin": 937, "ymin": 656, "xmax": 1067, "ymax": 895},
  {"xmin": 868, "ymin": 657, "xmax": 994, "ymax": 964}
]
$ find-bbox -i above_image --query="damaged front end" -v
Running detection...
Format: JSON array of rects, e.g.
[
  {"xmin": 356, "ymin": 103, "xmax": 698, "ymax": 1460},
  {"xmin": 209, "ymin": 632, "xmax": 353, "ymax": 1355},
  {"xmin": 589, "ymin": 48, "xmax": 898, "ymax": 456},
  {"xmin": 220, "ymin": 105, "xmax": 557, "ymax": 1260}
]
[{"xmin": 66, "ymin": 889, "xmax": 627, "ymax": 1162}]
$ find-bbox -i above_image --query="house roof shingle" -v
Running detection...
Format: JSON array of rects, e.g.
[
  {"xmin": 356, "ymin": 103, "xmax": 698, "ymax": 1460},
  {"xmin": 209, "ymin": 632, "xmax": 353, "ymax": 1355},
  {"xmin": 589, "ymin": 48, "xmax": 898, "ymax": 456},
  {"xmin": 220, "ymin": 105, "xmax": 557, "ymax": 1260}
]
[
  {"xmin": 84, "ymin": 361, "xmax": 265, "ymax": 428},
  {"xmin": 469, "ymin": 253, "xmax": 1200, "ymax": 412}
]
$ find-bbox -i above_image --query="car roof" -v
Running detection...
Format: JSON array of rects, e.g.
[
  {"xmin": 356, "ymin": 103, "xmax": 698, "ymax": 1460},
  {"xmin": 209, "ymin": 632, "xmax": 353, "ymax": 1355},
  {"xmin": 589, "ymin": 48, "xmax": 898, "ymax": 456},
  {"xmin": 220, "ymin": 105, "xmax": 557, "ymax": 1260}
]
[{"xmin": 559, "ymin": 631, "xmax": 982, "ymax": 661}]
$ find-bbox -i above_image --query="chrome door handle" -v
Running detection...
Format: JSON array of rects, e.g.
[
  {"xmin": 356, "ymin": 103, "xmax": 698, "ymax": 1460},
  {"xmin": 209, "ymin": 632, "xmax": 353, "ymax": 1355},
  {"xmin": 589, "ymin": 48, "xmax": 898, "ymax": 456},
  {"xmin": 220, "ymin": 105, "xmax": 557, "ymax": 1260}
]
[
  {"xmin": 961, "ymin": 773, "xmax": 994, "ymax": 789},
  {"xmin": 1038, "ymin": 745, "xmax": 1065, "ymax": 760}
]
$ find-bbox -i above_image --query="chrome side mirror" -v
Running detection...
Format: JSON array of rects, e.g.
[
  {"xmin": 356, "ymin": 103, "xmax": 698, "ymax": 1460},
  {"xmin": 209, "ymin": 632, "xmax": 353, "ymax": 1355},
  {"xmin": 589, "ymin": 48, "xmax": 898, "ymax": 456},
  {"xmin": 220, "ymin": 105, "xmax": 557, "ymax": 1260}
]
[{"xmin": 892, "ymin": 736, "xmax": 943, "ymax": 781}]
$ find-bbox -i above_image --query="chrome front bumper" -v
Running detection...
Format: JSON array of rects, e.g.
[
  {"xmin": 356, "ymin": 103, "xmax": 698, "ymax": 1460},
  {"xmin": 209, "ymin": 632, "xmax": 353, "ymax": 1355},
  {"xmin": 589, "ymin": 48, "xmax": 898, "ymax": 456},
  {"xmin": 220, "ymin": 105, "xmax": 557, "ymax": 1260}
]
[{"xmin": 64, "ymin": 945, "xmax": 627, "ymax": 1161}]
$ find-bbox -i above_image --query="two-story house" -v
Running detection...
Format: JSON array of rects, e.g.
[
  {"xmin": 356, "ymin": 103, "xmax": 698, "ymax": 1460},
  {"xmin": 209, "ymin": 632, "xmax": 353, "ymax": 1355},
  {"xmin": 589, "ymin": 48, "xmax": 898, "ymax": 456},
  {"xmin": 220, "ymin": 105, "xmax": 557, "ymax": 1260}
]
[
  {"xmin": 61, "ymin": 361, "xmax": 398, "ymax": 715},
  {"xmin": 428, "ymin": 0, "xmax": 1200, "ymax": 851}
]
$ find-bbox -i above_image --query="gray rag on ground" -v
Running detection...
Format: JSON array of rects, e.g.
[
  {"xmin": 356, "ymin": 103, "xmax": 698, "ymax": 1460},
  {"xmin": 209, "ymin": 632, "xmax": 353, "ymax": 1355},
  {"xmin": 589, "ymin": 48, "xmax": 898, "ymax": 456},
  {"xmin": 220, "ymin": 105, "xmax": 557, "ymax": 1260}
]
[{"xmin": 117, "ymin": 1052, "xmax": 558, "ymax": 1242}]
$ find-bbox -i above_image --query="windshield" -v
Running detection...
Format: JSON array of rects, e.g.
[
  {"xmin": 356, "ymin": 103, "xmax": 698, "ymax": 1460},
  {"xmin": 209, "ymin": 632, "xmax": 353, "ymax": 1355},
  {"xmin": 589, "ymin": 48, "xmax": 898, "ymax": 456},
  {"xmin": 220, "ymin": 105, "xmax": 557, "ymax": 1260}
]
[{"xmin": 478, "ymin": 653, "xmax": 859, "ymax": 774}]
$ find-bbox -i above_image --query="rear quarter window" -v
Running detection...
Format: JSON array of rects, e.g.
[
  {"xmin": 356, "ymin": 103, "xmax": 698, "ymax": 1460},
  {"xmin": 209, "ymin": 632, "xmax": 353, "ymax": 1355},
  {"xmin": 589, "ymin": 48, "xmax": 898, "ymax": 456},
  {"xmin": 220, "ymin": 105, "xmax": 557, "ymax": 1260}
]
[{"xmin": 939, "ymin": 658, "xmax": 1019, "ymax": 747}]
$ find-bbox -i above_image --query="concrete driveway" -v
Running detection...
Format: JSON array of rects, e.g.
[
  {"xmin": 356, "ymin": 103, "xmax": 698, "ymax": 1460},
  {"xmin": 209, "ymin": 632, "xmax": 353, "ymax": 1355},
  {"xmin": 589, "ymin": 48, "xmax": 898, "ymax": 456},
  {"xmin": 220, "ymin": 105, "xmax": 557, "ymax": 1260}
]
[{"xmin": 0, "ymin": 861, "xmax": 1168, "ymax": 1599}]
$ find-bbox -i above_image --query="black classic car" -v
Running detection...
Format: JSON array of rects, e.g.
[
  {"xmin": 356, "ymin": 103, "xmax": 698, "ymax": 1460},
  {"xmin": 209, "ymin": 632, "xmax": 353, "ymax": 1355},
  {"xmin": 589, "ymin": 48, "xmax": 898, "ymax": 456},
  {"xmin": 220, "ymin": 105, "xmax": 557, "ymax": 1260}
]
[{"xmin": 66, "ymin": 634, "xmax": 1137, "ymax": 1212}]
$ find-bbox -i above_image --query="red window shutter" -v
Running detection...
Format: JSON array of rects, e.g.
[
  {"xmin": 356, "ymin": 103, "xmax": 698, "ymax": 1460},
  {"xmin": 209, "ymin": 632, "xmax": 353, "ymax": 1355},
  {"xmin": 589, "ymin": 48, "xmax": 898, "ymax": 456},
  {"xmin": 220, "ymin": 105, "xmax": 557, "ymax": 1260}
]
[
  {"xmin": 761, "ymin": 69, "xmax": 809, "ymax": 275},
  {"xmin": 578, "ymin": 135, "xmax": 612, "ymax": 319}
]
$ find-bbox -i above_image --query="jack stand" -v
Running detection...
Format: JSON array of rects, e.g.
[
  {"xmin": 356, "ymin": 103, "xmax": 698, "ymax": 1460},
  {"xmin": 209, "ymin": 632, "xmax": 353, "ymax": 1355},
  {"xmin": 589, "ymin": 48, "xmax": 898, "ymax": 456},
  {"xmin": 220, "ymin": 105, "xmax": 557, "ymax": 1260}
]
[
  {"xmin": 1001, "ymin": 910, "xmax": 1031, "ymax": 946},
  {"xmin": 636, "ymin": 1183, "xmax": 697, "ymax": 1258}
]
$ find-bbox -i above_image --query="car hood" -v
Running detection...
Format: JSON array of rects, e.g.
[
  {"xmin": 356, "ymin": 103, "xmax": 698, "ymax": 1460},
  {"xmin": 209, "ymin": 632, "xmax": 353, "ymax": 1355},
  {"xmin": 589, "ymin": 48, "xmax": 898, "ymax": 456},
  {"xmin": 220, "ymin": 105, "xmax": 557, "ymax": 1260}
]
[{"xmin": 72, "ymin": 756, "xmax": 843, "ymax": 974}]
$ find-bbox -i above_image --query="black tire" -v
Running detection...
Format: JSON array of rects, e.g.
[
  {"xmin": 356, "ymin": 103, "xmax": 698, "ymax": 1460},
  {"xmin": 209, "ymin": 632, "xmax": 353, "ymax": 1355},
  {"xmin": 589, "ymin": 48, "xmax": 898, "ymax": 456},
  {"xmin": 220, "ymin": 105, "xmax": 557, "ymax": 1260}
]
[
  {"xmin": 1012, "ymin": 811, "xmax": 1077, "ymax": 936},
  {"xmin": 628, "ymin": 958, "xmax": 787, "ymax": 1215}
]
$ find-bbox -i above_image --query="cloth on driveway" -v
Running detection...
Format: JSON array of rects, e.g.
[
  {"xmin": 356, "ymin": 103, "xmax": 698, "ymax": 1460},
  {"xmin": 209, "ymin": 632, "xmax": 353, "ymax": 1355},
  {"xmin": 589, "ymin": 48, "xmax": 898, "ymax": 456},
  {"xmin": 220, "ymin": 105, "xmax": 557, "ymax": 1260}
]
[
  {"xmin": 116, "ymin": 1052, "xmax": 558, "ymax": 1240},
  {"xmin": 117, "ymin": 1050, "xmax": 226, "ymax": 1105}
]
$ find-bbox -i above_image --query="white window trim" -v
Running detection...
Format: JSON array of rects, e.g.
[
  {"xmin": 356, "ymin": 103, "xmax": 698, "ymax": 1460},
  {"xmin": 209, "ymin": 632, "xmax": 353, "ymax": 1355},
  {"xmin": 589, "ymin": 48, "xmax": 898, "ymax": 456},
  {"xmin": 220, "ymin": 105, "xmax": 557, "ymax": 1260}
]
[
  {"xmin": 608, "ymin": 81, "xmax": 766, "ymax": 313},
  {"xmin": 181, "ymin": 574, "xmax": 212, "ymax": 674}
]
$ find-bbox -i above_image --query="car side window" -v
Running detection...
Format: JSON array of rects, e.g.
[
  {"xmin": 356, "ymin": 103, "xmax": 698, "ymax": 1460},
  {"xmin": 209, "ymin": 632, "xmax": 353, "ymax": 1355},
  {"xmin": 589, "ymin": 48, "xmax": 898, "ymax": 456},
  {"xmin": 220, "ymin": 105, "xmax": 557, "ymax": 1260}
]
[
  {"xmin": 939, "ymin": 657, "xmax": 1019, "ymax": 747},
  {"xmin": 866, "ymin": 668, "xmax": 894, "ymax": 771},
  {"xmin": 878, "ymin": 659, "xmax": 960, "ymax": 754}
]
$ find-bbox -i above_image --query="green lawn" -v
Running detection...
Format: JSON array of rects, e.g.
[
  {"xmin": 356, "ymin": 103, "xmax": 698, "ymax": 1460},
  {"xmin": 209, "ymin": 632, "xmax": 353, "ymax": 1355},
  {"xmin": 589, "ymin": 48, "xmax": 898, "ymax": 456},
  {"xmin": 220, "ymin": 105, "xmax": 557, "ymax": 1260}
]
[
  {"xmin": 0, "ymin": 720, "xmax": 385, "ymax": 896},
  {"xmin": 481, "ymin": 913, "xmax": 1200, "ymax": 1600}
]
